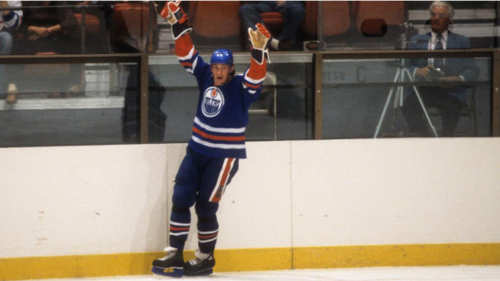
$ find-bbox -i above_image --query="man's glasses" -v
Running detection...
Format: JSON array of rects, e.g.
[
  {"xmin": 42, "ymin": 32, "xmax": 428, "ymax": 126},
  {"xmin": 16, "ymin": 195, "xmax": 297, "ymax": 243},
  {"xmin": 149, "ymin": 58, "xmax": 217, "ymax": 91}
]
[{"xmin": 430, "ymin": 13, "xmax": 449, "ymax": 19}]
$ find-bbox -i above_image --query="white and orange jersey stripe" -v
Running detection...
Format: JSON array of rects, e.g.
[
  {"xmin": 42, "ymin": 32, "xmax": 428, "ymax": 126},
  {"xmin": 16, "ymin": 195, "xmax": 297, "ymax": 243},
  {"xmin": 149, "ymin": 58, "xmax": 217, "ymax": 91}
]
[{"xmin": 209, "ymin": 158, "xmax": 236, "ymax": 203}]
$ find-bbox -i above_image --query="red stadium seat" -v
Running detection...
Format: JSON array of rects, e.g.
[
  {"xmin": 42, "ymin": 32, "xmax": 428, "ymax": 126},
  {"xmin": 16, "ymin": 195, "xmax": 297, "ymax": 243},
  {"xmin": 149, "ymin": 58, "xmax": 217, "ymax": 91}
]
[
  {"xmin": 190, "ymin": 1, "xmax": 241, "ymax": 38},
  {"xmin": 74, "ymin": 12, "xmax": 100, "ymax": 35},
  {"xmin": 113, "ymin": 2, "xmax": 151, "ymax": 52},
  {"xmin": 304, "ymin": 1, "xmax": 351, "ymax": 38},
  {"xmin": 354, "ymin": 1, "xmax": 406, "ymax": 35},
  {"xmin": 74, "ymin": 11, "xmax": 107, "ymax": 53},
  {"xmin": 261, "ymin": 12, "xmax": 283, "ymax": 38}
]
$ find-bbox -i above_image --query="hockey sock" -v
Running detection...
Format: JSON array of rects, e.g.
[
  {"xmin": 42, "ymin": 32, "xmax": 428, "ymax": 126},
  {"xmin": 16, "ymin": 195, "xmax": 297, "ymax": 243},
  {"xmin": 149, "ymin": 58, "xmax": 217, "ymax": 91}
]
[
  {"xmin": 197, "ymin": 216, "xmax": 218, "ymax": 254},
  {"xmin": 169, "ymin": 205, "xmax": 191, "ymax": 251},
  {"xmin": 195, "ymin": 249, "xmax": 211, "ymax": 260}
]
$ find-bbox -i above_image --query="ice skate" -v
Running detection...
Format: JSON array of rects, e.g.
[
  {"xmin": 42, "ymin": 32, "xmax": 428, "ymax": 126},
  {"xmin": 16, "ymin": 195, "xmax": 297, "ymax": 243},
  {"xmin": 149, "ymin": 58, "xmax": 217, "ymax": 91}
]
[
  {"xmin": 151, "ymin": 247, "xmax": 184, "ymax": 278},
  {"xmin": 183, "ymin": 249, "xmax": 215, "ymax": 276}
]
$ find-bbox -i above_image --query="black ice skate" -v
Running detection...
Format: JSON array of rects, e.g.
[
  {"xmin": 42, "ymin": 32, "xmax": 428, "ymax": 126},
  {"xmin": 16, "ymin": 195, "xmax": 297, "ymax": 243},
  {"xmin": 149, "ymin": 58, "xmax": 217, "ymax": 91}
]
[
  {"xmin": 183, "ymin": 252, "xmax": 215, "ymax": 276},
  {"xmin": 151, "ymin": 248, "xmax": 184, "ymax": 278}
]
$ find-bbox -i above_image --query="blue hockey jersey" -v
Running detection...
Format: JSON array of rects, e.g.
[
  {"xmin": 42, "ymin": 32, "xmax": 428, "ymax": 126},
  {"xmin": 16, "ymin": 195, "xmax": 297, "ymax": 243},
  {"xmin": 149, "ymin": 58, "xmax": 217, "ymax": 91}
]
[{"xmin": 176, "ymin": 35, "xmax": 267, "ymax": 159}]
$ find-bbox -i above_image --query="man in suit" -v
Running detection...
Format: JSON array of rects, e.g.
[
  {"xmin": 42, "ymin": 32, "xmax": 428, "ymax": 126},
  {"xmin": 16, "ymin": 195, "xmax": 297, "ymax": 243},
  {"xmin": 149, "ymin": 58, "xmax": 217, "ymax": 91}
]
[{"xmin": 401, "ymin": 1, "xmax": 479, "ymax": 137}]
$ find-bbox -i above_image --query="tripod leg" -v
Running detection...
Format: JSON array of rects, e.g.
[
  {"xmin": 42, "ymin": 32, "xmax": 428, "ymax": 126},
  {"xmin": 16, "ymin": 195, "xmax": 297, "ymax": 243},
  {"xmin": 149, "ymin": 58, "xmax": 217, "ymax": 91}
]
[
  {"xmin": 403, "ymin": 69, "xmax": 439, "ymax": 137},
  {"xmin": 390, "ymin": 84, "xmax": 404, "ymax": 132},
  {"xmin": 374, "ymin": 68, "xmax": 401, "ymax": 138}
]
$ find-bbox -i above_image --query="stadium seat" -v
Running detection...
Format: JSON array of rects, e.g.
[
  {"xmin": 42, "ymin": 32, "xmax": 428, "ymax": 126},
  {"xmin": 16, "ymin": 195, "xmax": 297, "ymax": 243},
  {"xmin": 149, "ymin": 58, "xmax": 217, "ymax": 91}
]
[
  {"xmin": 190, "ymin": 1, "xmax": 241, "ymax": 38},
  {"xmin": 354, "ymin": 1, "xmax": 406, "ymax": 35},
  {"xmin": 113, "ymin": 2, "xmax": 152, "ymax": 52},
  {"xmin": 261, "ymin": 12, "xmax": 283, "ymax": 38},
  {"xmin": 304, "ymin": 1, "xmax": 350, "ymax": 38},
  {"xmin": 74, "ymin": 10, "xmax": 107, "ymax": 53},
  {"xmin": 75, "ymin": 12, "xmax": 100, "ymax": 36}
]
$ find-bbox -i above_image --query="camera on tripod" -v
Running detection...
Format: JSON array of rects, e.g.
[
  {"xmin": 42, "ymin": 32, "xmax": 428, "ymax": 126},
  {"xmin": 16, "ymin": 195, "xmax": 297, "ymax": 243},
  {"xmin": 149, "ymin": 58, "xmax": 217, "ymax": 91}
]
[
  {"xmin": 394, "ymin": 22, "xmax": 417, "ymax": 50},
  {"xmin": 394, "ymin": 22, "xmax": 416, "ymax": 35}
]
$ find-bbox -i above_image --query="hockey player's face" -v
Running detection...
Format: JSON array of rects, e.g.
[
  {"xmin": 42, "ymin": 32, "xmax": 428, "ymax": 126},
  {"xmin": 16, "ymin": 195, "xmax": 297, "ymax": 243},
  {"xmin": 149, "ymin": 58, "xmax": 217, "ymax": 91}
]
[{"xmin": 211, "ymin": 63, "xmax": 234, "ymax": 86}]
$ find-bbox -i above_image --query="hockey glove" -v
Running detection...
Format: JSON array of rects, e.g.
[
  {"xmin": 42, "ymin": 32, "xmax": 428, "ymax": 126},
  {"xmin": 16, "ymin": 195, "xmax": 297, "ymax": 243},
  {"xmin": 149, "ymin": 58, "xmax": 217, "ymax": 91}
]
[
  {"xmin": 160, "ymin": 1, "xmax": 192, "ymax": 40},
  {"xmin": 248, "ymin": 23, "xmax": 272, "ymax": 65}
]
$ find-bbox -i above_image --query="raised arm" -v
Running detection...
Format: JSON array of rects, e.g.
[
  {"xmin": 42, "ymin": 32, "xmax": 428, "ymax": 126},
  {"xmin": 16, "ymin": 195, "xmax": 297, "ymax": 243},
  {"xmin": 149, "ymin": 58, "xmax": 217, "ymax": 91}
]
[
  {"xmin": 160, "ymin": 1, "xmax": 206, "ymax": 76},
  {"xmin": 244, "ymin": 23, "xmax": 271, "ymax": 93}
]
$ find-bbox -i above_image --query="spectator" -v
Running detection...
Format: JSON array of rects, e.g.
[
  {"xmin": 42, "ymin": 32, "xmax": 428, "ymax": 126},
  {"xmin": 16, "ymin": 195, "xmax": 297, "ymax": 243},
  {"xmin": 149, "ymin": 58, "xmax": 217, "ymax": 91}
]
[
  {"xmin": 401, "ymin": 1, "xmax": 479, "ymax": 137},
  {"xmin": 15, "ymin": 1, "xmax": 80, "ymax": 54},
  {"xmin": 0, "ymin": 1, "xmax": 22, "ymax": 104},
  {"xmin": 10, "ymin": 1, "xmax": 82, "ymax": 102},
  {"xmin": 239, "ymin": 1, "xmax": 304, "ymax": 51}
]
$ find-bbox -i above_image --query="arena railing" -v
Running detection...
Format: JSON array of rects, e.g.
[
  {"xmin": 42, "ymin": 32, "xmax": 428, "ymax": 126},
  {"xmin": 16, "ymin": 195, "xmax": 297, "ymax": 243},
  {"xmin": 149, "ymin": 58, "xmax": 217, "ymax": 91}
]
[
  {"xmin": 0, "ymin": 49, "xmax": 499, "ymax": 145},
  {"xmin": 0, "ymin": 53, "xmax": 150, "ymax": 143}
]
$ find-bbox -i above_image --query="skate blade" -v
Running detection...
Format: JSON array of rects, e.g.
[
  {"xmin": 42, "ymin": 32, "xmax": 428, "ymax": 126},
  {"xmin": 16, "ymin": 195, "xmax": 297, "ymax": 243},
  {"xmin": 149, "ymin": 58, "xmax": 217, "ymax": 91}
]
[
  {"xmin": 184, "ymin": 268, "xmax": 213, "ymax": 276},
  {"xmin": 151, "ymin": 266, "xmax": 183, "ymax": 278}
]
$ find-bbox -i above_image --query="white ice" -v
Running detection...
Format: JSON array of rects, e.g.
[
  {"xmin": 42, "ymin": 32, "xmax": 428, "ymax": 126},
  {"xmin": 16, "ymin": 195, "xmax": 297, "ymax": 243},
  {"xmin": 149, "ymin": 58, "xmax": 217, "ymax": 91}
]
[{"xmin": 19, "ymin": 266, "xmax": 500, "ymax": 281}]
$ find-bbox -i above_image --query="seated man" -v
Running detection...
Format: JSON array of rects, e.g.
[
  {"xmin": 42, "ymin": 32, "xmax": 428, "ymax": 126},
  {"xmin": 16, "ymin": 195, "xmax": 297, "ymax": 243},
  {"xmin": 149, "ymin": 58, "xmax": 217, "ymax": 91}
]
[
  {"xmin": 401, "ymin": 1, "xmax": 479, "ymax": 137},
  {"xmin": 10, "ymin": 1, "xmax": 82, "ymax": 102},
  {"xmin": 239, "ymin": 1, "xmax": 304, "ymax": 51}
]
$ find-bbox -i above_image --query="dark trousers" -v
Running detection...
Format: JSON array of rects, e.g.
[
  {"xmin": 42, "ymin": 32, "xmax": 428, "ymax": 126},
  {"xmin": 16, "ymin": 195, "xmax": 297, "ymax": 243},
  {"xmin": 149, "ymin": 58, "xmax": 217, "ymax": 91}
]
[
  {"xmin": 238, "ymin": 1, "xmax": 304, "ymax": 43},
  {"xmin": 401, "ymin": 88, "xmax": 465, "ymax": 137},
  {"xmin": 169, "ymin": 148, "xmax": 239, "ymax": 253}
]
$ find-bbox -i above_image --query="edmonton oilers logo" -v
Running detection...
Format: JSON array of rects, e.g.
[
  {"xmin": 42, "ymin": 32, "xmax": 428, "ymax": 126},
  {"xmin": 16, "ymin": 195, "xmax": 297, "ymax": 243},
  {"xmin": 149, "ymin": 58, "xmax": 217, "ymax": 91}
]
[{"xmin": 201, "ymin": 87, "xmax": 224, "ymax": 117}]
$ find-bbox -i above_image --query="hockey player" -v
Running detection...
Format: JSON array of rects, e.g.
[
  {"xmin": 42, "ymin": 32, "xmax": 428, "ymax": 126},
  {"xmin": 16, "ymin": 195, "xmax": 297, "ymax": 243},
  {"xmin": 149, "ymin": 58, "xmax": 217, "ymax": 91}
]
[{"xmin": 151, "ymin": 1, "xmax": 271, "ymax": 278}]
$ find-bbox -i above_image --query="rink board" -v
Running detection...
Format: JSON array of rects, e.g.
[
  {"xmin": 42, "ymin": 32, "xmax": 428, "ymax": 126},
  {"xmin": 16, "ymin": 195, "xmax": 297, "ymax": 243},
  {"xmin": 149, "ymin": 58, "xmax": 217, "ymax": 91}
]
[{"xmin": 1, "ymin": 139, "xmax": 500, "ymax": 280}]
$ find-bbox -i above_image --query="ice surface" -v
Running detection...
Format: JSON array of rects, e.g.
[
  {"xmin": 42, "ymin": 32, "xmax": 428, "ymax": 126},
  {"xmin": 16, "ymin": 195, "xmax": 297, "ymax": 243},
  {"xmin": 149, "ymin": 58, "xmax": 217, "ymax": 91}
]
[{"xmin": 17, "ymin": 266, "xmax": 500, "ymax": 281}]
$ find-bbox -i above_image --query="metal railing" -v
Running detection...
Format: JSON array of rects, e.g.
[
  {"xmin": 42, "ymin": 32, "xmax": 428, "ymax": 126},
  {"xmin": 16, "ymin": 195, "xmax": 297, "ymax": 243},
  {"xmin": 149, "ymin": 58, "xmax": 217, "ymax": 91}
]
[{"xmin": 0, "ymin": 49, "xmax": 499, "ymax": 145}]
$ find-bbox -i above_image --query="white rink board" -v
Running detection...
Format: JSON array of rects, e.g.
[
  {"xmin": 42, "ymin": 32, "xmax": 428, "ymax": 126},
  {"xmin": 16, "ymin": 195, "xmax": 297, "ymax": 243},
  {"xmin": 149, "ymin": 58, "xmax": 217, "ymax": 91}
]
[
  {"xmin": 0, "ymin": 145, "xmax": 169, "ymax": 258},
  {"xmin": 291, "ymin": 138, "xmax": 500, "ymax": 247},
  {"xmin": 1, "ymin": 139, "xmax": 500, "ymax": 259}
]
